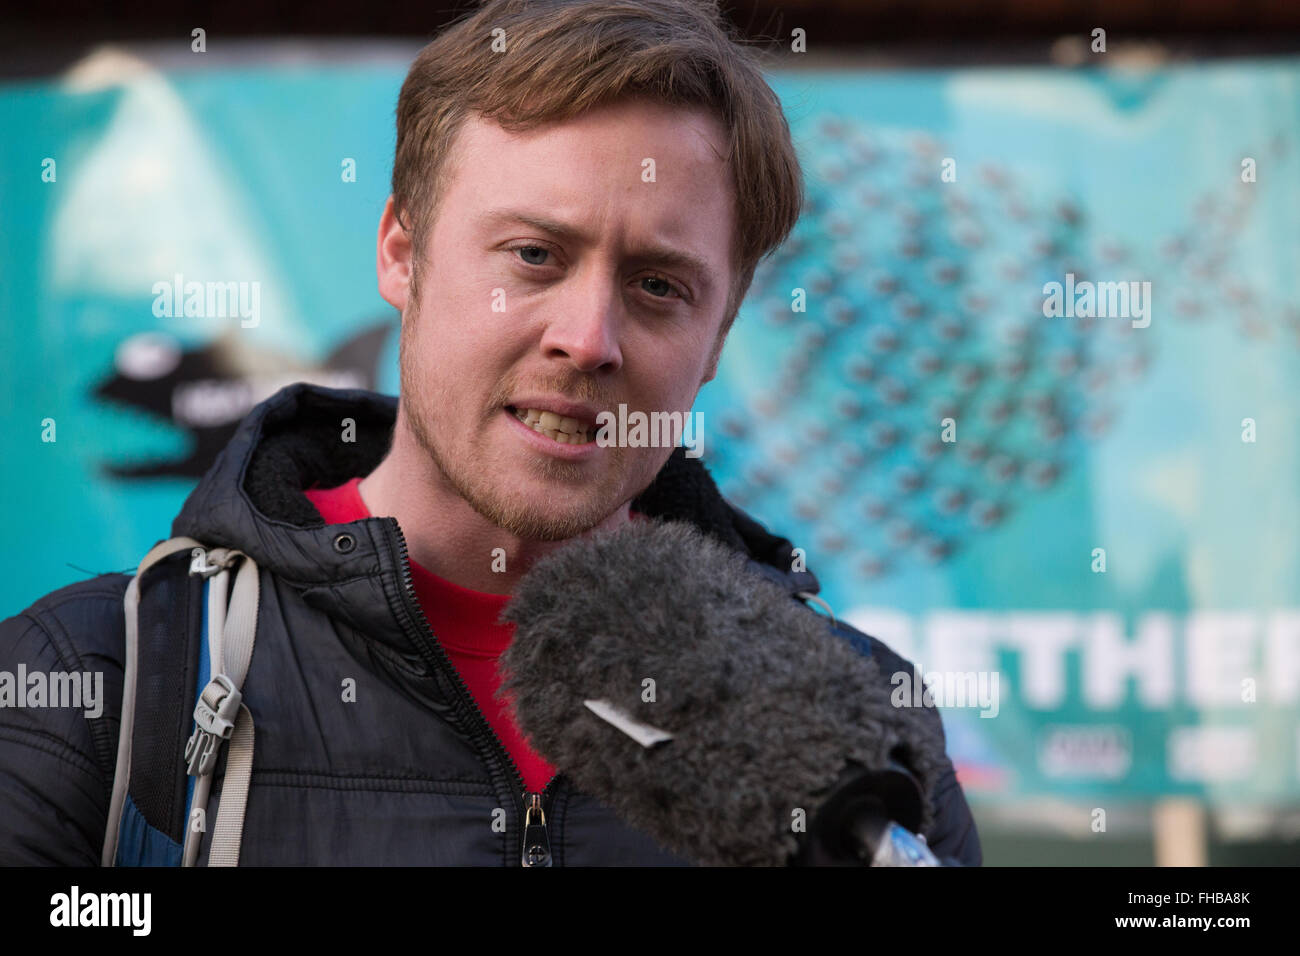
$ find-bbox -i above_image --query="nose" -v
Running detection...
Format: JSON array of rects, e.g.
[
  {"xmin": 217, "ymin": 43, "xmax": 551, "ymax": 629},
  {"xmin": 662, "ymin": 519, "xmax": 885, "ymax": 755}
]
[{"xmin": 537, "ymin": 267, "xmax": 624, "ymax": 373}]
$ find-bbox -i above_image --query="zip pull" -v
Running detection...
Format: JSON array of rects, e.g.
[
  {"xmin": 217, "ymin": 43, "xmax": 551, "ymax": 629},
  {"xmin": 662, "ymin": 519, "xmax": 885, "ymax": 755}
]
[{"xmin": 521, "ymin": 791, "xmax": 552, "ymax": 867}]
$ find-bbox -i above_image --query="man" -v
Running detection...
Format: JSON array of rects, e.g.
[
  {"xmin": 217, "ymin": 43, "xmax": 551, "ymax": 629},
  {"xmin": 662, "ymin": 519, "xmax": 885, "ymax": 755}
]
[{"xmin": 0, "ymin": 0, "xmax": 981, "ymax": 865}]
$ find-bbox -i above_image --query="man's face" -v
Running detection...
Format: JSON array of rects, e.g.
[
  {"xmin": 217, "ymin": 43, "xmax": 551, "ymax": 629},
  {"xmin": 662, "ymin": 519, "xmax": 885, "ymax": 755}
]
[{"xmin": 388, "ymin": 98, "xmax": 735, "ymax": 541}]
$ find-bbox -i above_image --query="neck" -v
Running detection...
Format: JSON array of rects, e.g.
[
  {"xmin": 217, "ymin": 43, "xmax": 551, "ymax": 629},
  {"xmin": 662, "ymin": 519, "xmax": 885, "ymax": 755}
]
[{"xmin": 357, "ymin": 415, "xmax": 631, "ymax": 596}]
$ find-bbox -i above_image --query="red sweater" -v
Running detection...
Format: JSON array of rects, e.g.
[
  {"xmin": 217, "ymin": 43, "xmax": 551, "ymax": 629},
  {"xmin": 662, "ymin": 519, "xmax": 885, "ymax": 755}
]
[{"xmin": 303, "ymin": 478, "xmax": 558, "ymax": 792}]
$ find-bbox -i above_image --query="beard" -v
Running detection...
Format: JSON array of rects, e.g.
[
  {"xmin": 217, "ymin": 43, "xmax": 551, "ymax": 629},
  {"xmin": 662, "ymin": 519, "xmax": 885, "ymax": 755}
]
[{"xmin": 398, "ymin": 314, "xmax": 641, "ymax": 542}]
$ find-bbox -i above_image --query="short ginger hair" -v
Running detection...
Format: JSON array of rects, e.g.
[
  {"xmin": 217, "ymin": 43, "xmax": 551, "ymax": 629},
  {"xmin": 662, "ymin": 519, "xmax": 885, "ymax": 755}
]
[{"xmin": 391, "ymin": 0, "xmax": 805, "ymax": 336}]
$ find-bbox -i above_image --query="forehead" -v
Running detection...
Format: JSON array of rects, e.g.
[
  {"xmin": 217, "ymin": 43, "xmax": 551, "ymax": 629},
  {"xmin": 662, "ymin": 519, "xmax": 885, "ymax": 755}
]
[
  {"xmin": 454, "ymin": 97, "xmax": 730, "ymax": 177},
  {"xmin": 442, "ymin": 99, "xmax": 736, "ymax": 272}
]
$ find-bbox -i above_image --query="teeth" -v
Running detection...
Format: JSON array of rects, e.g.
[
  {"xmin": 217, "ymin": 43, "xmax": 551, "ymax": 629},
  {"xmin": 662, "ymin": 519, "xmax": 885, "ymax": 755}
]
[{"xmin": 512, "ymin": 406, "xmax": 591, "ymax": 444}]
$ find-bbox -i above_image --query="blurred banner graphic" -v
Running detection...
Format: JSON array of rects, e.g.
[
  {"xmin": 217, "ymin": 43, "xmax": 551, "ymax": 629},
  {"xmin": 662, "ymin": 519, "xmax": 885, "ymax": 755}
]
[
  {"xmin": 706, "ymin": 66, "xmax": 1300, "ymax": 805},
  {"xmin": 2, "ymin": 48, "xmax": 1298, "ymax": 807}
]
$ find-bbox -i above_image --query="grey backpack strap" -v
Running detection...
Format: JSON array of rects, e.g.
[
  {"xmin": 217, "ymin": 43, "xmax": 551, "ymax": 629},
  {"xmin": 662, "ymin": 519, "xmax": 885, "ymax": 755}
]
[
  {"xmin": 209, "ymin": 704, "xmax": 255, "ymax": 865},
  {"xmin": 207, "ymin": 552, "xmax": 259, "ymax": 866},
  {"xmin": 182, "ymin": 547, "xmax": 260, "ymax": 867},
  {"xmin": 103, "ymin": 536, "xmax": 208, "ymax": 867}
]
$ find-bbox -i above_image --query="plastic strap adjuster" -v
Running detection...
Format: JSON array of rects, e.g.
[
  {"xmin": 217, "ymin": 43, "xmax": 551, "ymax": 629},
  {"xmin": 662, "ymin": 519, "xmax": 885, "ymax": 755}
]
[
  {"xmin": 184, "ymin": 674, "xmax": 243, "ymax": 776},
  {"xmin": 189, "ymin": 546, "xmax": 237, "ymax": 579}
]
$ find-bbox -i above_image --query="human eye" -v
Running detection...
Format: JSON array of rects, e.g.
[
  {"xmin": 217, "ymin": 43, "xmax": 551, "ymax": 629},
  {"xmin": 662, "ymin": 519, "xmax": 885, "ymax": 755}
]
[
  {"xmin": 505, "ymin": 242, "xmax": 556, "ymax": 267},
  {"xmin": 640, "ymin": 273, "xmax": 687, "ymax": 301}
]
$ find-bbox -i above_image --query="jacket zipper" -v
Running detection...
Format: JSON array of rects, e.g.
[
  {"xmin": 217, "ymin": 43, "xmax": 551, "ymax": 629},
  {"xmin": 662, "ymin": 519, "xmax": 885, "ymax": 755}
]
[
  {"xmin": 387, "ymin": 519, "xmax": 559, "ymax": 866},
  {"xmin": 521, "ymin": 791, "xmax": 551, "ymax": 867}
]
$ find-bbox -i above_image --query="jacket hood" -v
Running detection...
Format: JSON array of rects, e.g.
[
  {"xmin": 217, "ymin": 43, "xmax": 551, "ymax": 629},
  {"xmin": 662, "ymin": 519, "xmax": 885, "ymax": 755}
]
[{"xmin": 172, "ymin": 383, "xmax": 820, "ymax": 605}]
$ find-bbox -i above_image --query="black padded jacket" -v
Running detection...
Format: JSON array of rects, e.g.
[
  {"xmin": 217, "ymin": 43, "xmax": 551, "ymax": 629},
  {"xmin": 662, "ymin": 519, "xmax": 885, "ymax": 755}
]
[{"xmin": 0, "ymin": 382, "xmax": 982, "ymax": 866}]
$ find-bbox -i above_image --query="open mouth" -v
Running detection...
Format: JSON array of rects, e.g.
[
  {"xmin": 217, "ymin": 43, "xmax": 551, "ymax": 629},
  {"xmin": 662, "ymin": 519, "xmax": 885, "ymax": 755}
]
[{"xmin": 505, "ymin": 405, "xmax": 595, "ymax": 445}]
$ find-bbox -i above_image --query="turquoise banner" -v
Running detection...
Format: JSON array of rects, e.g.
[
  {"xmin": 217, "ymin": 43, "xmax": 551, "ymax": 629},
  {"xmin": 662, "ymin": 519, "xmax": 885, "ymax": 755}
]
[{"xmin": 3, "ymin": 50, "xmax": 1298, "ymax": 801}]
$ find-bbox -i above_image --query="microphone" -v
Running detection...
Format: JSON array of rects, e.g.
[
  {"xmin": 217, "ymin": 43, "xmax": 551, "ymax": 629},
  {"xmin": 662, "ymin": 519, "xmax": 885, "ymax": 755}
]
[{"xmin": 499, "ymin": 517, "xmax": 952, "ymax": 866}]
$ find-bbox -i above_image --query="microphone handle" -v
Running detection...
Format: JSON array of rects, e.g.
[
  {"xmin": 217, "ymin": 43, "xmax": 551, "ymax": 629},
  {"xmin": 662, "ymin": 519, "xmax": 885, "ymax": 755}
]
[
  {"xmin": 850, "ymin": 813, "xmax": 941, "ymax": 867},
  {"xmin": 793, "ymin": 759, "xmax": 941, "ymax": 866}
]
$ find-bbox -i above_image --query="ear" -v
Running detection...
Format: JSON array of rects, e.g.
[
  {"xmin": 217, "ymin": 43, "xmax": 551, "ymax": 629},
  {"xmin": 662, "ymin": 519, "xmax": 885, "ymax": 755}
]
[
  {"xmin": 377, "ymin": 195, "xmax": 412, "ymax": 313},
  {"xmin": 700, "ymin": 319, "xmax": 729, "ymax": 386},
  {"xmin": 701, "ymin": 351, "xmax": 720, "ymax": 386}
]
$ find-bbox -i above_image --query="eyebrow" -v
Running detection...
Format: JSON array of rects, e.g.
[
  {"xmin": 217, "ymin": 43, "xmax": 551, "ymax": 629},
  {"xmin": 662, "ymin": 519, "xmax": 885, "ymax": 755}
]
[{"xmin": 479, "ymin": 208, "xmax": 716, "ymax": 296}]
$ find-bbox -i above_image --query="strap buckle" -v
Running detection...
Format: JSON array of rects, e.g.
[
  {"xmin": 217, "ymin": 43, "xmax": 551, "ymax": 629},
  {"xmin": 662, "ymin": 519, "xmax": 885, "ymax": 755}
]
[
  {"xmin": 189, "ymin": 547, "xmax": 238, "ymax": 579},
  {"xmin": 184, "ymin": 674, "xmax": 243, "ymax": 776}
]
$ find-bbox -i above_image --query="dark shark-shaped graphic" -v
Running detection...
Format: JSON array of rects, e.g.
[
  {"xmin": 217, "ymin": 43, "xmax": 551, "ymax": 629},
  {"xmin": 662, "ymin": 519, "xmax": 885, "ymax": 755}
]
[{"xmin": 93, "ymin": 322, "xmax": 392, "ymax": 479}]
